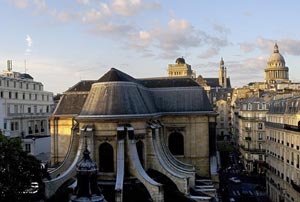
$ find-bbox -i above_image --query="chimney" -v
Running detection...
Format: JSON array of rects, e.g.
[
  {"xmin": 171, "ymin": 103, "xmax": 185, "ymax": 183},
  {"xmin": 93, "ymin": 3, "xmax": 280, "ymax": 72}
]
[{"xmin": 7, "ymin": 60, "xmax": 12, "ymax": 71}]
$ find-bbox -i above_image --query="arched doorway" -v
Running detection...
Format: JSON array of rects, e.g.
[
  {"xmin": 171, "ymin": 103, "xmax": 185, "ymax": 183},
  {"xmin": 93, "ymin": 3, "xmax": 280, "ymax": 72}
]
[
  {"xmin": 99, "ymin": 142, "xmax": 114, "ymax": 172},
  {"xmin": 136, "ymin": 140, "xmax": 144, "ymax": 167},
  {"xmin": 168, "ymin": 132, "xmax": 184, "ymax": 155}
]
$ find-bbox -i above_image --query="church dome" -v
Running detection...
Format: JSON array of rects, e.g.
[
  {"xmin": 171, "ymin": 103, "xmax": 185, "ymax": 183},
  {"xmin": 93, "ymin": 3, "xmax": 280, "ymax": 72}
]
[
  {"xmin": 175, "ymin": 57, "xmax": 185, "ymax": 64},
  {"xmin": 267, "ymin": 43, "xmax": 285, "ymax": 68}
]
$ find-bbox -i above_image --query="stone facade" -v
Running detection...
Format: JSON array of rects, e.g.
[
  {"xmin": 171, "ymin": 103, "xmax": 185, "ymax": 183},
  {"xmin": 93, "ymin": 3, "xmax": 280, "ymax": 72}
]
[
  {"xmin": 168, "ymin": 57, "xmax": 195, "ymax": 78},
  {"xmin": 48, "ymin": 68, "xmax": 218, "ymax": 201},
  {"xmin": 266, "ymin": 96, "xmax": 300, "ymax": 202},
  {"xmin": 238, "ymin": 95, "xmax": 272, "ymax": 173},
  {"xmin": 0, "ymin": 60, "xmax": 53, "ymax": 161}
]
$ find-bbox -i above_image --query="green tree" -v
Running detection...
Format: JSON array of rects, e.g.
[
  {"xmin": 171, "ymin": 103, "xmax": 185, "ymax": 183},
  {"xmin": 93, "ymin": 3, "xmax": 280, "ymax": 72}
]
[{"xmin": 0, "ymin": 132, "xmax": 44, "ymax": 201}]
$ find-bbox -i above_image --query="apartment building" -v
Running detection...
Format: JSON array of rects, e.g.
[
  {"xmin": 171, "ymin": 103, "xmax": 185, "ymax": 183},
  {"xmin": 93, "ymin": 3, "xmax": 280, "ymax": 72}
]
[
  {"xmin": 238, "ymin": 95, "xmax": 272, "ymax": 174},
  {"xmin": 266, "ymin": 96, "xmax": 300, "ymax": 202},
  {"xmin": 0, "ymin": 60, "xmax": 54, "ymax": 161}
]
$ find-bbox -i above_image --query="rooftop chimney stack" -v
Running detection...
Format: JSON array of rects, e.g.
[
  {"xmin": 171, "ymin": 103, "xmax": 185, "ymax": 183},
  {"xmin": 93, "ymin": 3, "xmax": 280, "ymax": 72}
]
[{"xmin": 7, "ymin": 60, "xmax": 12, "ymax": 71}]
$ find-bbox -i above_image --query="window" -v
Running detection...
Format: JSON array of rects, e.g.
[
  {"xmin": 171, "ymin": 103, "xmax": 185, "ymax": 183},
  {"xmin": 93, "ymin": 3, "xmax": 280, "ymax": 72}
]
[
  {"xmin": 35, "ymin": 94, "xmax": 37, "ymax": 100},
  {"xmin": 23, "ymin": 93, "xmax": 25, "ymax": 100},
  {"xmin": 259, "ymin": 155, "xmax": 263, "ymax": 160},
  {"xmin": 4, "ymin": 121, "xmax": 7, "ymax": 129},
  {"xmin": 8, "ymin": 92, "xmax": 11, "ymax": 99},
  {"xmin": 26, "ymin": 83, "xmax": 29, "ymax": 89},
  {"xmin": 25, "ymin": 144, "xmax": 31, "ymax": 153},
  {"xmin": 29, "ymin": 94, "xmax": 32, "ymax": 100},
  {"xmin": 0, "ymin": 91, "xmax": 3, "ymax": 98},
  {"xmin": 258, "ymin": 133, "xmax": 263, "ymax": 140},
  {"xmin": 28, "ymin": 106, "xmax": 31, "ymax": 113},
  {"xmin": 258, "ymin": 123, "xmax": 263, "ymax": 130},
  {"xmin": 248, "ymin": 103, "xmax": 252, "ymax": 110},
  {"xmin": 259, "ymin": 143, "xmax": 262, "ymax": 150},
  {"xmin": 99, "ymin": 143, "xmax": 114, "ymax": 172},
  {"xmin": 7, "ymin": 80, "xmax": 9, "ymax": 87},
  {"xmin": 14, "ymin": 105, "xmax": 18, "ymax": 113},
  {"xmin": 14, "ymin": 81, "xmax": 16, "ymax": 88},
  {"xmin": 15, "ymin": 92, "xmax": 18, "ymax": 99},
  {"xmin": 20, "ymin": 82, "xmax": 22, "ymax": 88},
  {"xmin": 137, "ymin": 140, "xmax": 144, "ymax": 167},
  {"xmin": 33, "ymin": 84, "xmax": 35, "ymax": 90},
  {"xmin": 0, "ymin": 80, "xmax": 1, "ymax": 86},
  {"xmin": 10, "ymin": 122, "xmax": 14, "ymax": 131},
  {"xmin": 169, "ymin": 132, "xmax": 184, "ymax": 155}
]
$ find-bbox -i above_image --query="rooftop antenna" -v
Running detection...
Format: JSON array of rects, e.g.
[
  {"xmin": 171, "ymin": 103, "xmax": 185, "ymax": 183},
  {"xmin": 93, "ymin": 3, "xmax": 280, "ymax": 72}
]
[{"xmin": 24, "ymin": 59, "xmax": 27, "ymax": 73}]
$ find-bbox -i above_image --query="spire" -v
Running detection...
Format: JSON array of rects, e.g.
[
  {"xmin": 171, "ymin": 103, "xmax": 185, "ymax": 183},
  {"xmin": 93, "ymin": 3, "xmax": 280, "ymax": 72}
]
[
  {"xmin": 274, "ymin": 43, "xmax": 279, "ymax": 53},
  {"xmin": 220, "ymin": 57, "xmax": 224, "ymax": 66}
]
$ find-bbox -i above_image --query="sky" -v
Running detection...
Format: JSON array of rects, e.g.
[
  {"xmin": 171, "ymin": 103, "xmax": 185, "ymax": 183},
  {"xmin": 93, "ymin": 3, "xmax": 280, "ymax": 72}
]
[{"xmin": 1, "ymin": 0, "xmax": 300, "ymax": 94}]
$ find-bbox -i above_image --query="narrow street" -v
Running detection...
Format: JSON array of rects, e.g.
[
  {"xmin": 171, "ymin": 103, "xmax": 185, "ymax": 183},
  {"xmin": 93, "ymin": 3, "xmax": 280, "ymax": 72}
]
[{"xmin": 219, "ymin": 151, "xmax": 271, "ymax": 202}]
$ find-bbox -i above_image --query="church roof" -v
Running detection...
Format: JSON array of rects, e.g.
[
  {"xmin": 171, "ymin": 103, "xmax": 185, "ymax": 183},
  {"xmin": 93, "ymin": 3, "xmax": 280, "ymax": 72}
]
[
  {"xmin": 139, "ymin": 77, "xmax": 199, "ymax": 88},
  {"xmin": 267, "ymin": 43, "xmax": 286, "ymax": 68},
  {"xmin": 54, "ymin": 93, "xmax": 89, "ymax": 115},
  {"xmin": 54, "ymin": 68, "xmax": 215, "ymax": 118},
  {"xmin": 204, "ymin": 78, "xmax": 231, "ymax": 88},
  {"xmin": 98, "ymin": 68, "xmax": 137, "ymax": 83},
  {"xmin": 67, "ymin": 80, "xmax": 96, "ymax": 92}
]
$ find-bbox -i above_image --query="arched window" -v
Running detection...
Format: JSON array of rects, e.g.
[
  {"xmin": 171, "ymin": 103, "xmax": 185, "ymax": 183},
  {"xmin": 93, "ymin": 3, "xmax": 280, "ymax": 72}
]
[
  {"xmin": 136, "ymin": 140, "xmax": 144, "ymax": 167},
  {"xmin": 99, "ymin": 142, "xmax": 114, "ymax": 172},
  {"xmin": 168, "ymin": 132, "xmax": 184, "ymax": 155}
]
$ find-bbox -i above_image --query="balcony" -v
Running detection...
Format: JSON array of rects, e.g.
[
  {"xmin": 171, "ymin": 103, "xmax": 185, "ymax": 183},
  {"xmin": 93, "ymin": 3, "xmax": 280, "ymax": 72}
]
[{"xmin": 245, "ymin": 127, "xmax": 251, "ymax": 132}]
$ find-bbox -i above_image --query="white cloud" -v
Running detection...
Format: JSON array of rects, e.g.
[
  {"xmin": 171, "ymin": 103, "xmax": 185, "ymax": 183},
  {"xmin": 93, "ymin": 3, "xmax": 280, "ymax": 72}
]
[
  {"xmin": 213, "ymin": 22, "xmax": 230, "ymax": 34},
  {"xmin": 111, "ymin": 0, "xmax": 160, "ymax": 16},
  {"xmin": 33, "ymin": 0, "xmax": 47, "ymax": 11},
  {"xmin": 198, "ymin": 48, "xmax": 219, "ymax": 59},
  {"xmin": 240, "ymin": 37, "xmax": 300, "ymax": 56},
  {"xmin": 26, "ymin": 35, "xmax": 32, "ymax": 47},
  {"xmin": 76, "ymin": 0, "xmax": 90, "ymax": 6},
  {"xmin": 8, "ymin": 0, "xmax": 28, "ymax": 9},
  {"xmin": 25, "ymin": 35, "xmax": 32, "ymax": 55}
]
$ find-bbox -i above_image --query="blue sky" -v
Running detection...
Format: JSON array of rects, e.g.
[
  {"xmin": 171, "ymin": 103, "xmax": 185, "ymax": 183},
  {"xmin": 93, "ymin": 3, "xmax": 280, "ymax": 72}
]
[{"xmin": 1, "ymin": 0, "xmax": 300, "ymax": 94}]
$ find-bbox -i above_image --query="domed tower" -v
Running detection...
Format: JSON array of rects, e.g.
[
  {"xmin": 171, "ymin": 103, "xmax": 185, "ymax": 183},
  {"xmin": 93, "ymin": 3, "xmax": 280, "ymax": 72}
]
[
  {"xmin": 265, "ymin": 43, "xmax": 289, "ymax": 85},
  {"xmin": 168, "ymin": 57, "xmax": 195, "ymax": 78},
  {"xmin": 218, "ymin": 58, "xmax": 227, "ymax": 88}
]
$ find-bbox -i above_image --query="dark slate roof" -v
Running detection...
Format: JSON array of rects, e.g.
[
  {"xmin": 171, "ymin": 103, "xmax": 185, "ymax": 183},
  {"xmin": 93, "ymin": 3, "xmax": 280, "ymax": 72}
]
[
  {"xmin": 98, "ymin": 68, "xmax": 137, "ymax": 83},
  {"xmin": 268, "ymin": 96, "xmax": 300, "ymax": 114},
  {"xmin": 54, "ymin": 93, "xmax": 89, "ymax": 115},
  {"xmin": 80, "ymin": 82, "xmax": 157, "ymax": 115},
  {"xmin": 151, "ymin": 87, "xmax": 213, "ymax": 112},
  {"xmin": 204, "ymin": 78, "xmax": 231, "ymax": 88},
  {"xmin": 67, "ymin": 80, "xmax": 96, "ymax": 92},
  {"xmin": 57, "ymin": 68, "xmax": 215, "ymax": 117},
  {"xmin": 139, "ymin": 77, "xmax": 200, "ymax": 88},
  {"xmin": 20, "ymin": 73, "xmax": 33, "ymax": 80},
  {"xmin": 210, "ymin": 88, "xmax": 233, "ymax": 101}
]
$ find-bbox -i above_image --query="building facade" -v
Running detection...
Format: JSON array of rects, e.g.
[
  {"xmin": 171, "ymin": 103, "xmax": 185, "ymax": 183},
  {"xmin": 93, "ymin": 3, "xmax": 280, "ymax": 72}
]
[
  {"xmin": 0, "ymin": 60, "xmax": 54, "ymax": 161},
  {"xmin": 46, "ymin": 68, "xmax": 218, "ymax": 201},
  {"xmin": 168, "ymin": 57, "xmax": 196, "ymax": 78},
  {"xmin": 266, "ymin": 96, "xmax": 300, "ymax": 202},
  {"xmin": 238, "ymin": 96, "xmax": 271, "ymax": 174}
]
